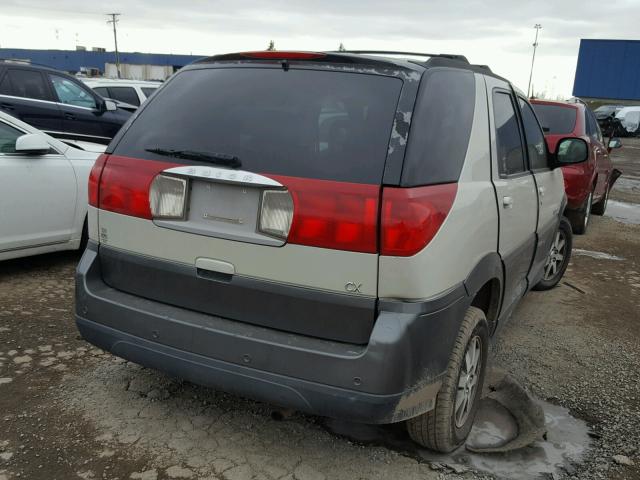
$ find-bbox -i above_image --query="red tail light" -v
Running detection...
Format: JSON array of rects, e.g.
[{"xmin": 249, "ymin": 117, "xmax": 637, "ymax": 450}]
[
  {"xmin": 269, "ymin": 175, "xmax": 379, "ymax": 253},
  {"xmin": 88, "ymin": 153, "xmax": 108, "ymax": 207},
  {"xmin": 94, "ymin": 155, "xmax": 179, "ymax": 219},
  {"xmin": 240, "ymin": 51, "xmax": 326, "ymax": 60},
  {"xmin": 381, "ymin": 183, "xmax": 458, "ymax": 256}
]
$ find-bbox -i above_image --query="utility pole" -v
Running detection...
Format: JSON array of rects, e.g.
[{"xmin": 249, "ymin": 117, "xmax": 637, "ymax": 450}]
[
  {"xmin": 106, "ymin": 13, "xmax": 121, "ymax": 78},
  {"xmin": 527, "ymin": 24, "xmax": 542, "ymax": 98}
]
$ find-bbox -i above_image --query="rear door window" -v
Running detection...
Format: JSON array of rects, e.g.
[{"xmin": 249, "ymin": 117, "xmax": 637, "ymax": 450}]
[
  {"xmin": 2, "ymin": 69, "xmax": 50, "ymax": 101},
  {"xmin": 518, "ymin": 98, "xmax": 548, "ymax": 170},
  {"xmin": 493, "ymin": 91, "xmax": 526, "ymax": 176},
  {"xmin": 107, "ymin": 86, "xmax": 140, "ymax": 106},
  {"xmin": 112, "ymin": 67, "xmax": 403, "ymax": 184},
  {"xmin": 531, "ymin": 104, "xmax": 577, "ymax": 134}
]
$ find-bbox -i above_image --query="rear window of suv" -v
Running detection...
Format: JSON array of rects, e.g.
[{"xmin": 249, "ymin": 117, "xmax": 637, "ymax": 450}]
[
  {"xmin": 112, "ymin": 67, "xmax": 403, "ymax": 184},
  {"xmin": 531, "ymin": 103, "xmax": 577, "ymax": 134}
]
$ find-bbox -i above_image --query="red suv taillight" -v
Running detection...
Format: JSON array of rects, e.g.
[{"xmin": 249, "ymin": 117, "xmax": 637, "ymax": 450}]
[
  {"xmin": 380, "ymin": 183, "xmax": 458, "ymax": 256},
  {"xmin": 267, "ymin": 175, "xmax": 380, "ymax": 254},
  {"xmin": 88, "ymin": 153, "xmax": 108, "ymax": 207},
  {"xmin": 90, "ymin": 155, "xmax": 180, "ymax": 219}
]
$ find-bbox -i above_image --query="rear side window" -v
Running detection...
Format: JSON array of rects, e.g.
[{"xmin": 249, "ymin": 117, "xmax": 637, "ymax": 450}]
[
  {"xmin": 141, "ymin": 87, "xmax": 157, "ymax": 98},
  {"xmin": 492, "ymin": 91, "xmax": 525, "ymax": 176},
  {"xmin": 2, "ymin": 69, "xmax": 49, "ymax": 101},
  {"xmin": 518, "ymin": 98, "xmax": 548, "ymax": 170},
  {"xmin": 108, "ymin": 86, "xmax": 140, "ymax": 106},
  {"xmin": 585, "ymin": 109, "xmax": 603, "ymax": 143},
  {"xmin": 112, "ymin": 67, "xmax": 402, "ymax": 184},
  {"xmin": 401, "ymin": 69, "xmax": 475, "ymax": 186},
  {"xmin": 531, "ymin": 104, "xmax": 577, "ymax": 134},
  {"xmin": 93, "ymin": 87, "xmax": 110, "ymax": 98}
]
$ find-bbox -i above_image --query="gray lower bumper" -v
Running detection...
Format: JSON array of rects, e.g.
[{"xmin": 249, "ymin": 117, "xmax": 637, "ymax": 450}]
[{"xmin": 75, "ymin": 243, "xmax": 471, "ymax": 423}]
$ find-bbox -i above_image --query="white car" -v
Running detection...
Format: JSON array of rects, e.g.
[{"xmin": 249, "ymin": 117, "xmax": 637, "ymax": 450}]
[
  {"xmin": 81, "ymin": 79, "xmax": 161, "ymax": 108},
  {"xmin": 0, "ymin": 111, "xmax": 100, "ymax": 261},
  {"xmin": 615, "ymin": 106, "xmax": 640, "ymax": 135}
]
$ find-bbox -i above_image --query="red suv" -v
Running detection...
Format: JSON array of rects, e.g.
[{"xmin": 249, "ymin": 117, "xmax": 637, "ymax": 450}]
[{"xmin": 531, "ymin": 99, "xmax": 621, "ymax": 234}]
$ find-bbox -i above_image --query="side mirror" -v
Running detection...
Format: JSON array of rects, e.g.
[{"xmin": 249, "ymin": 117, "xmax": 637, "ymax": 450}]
[
  {"xmin": 102, "ymin": 99, "xmax": 117, "ymax": 112},
  {"xmin": 549, "ymin": 137, "xmax": 588, "ymax": 168},
  {"xmin": 15, "ymin": 134, "xmax": 51, "ymax": 155},
  {"xmin": 608, "ymin": 137, "xmax": 622, "ymax": 150}
]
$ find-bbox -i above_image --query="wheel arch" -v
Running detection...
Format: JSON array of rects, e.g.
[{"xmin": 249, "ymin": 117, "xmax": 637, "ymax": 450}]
[{"xmin": 463, "ymin": 253, "xmax": 503, "ymax": 334}]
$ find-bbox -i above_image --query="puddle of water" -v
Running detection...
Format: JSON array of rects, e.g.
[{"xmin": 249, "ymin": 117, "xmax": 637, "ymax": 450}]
[
  {"xmin": 605, "ymin": 200, "xmax": 640, "ymax": 225},
  {"xmin": 573, "ymin": 249, "xmax": 625, "ymax": 261},
  {"xmin": 323, "ymin": 396, "xmax": 590, "ymax": 480}
]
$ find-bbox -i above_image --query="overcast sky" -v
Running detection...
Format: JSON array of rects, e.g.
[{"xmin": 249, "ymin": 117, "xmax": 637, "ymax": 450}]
[{"xmin": 1, "ymin": 0, "xmax": 639, "ymax": 97}]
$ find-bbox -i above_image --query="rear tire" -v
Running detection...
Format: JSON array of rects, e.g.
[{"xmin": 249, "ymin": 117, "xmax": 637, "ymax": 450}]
[
  {"xmin": 406, "ymin": 307, "xmax": 488, "ymax": 452},
  {"xmin": 569, "ymin": 190, "xmax": 592, "ymax": 235},
  {"xmin": 533, "ymin": 217, "xmax": 572, "ymax": 291},
  {"xmin": 591, "ymin": 185, "xmax": 609, "ymax": 216}
]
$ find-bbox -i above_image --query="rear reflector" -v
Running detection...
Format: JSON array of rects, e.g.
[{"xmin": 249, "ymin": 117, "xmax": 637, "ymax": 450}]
[
  {"xmin": 268, "ymin": 175, "xmax": 379, "ymax": 253},
  {"xmin": 381, "ymin": 183, "xmax": 458, "ymax": 256},
  {"xmin": 239, "ymin": 51, "xmax": 327, "ymax": 60}
]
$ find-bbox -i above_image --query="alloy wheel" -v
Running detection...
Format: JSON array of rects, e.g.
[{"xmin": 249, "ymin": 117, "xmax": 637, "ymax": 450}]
[
  {"xmin": 543, "ymin": 229, "xmax": 567, "ymax": 281},
  {"xmin": 454, "ymin": 336, "xmax": 482, "ymax": 428}
]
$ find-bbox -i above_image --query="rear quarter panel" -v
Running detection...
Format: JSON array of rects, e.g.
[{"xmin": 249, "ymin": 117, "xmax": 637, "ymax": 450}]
[{"xmin": 378, "ymin": 73, "xmax": 498, "ymax": 300}]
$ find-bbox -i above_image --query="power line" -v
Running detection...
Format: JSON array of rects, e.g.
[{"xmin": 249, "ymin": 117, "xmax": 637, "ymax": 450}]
[
  {"xmin": 106, "ymin": 13, "xmax": 121, "ymax": 78},
  {"xmin": 527, "ymin": 24, "xmax": 542, "ymax": 98}
]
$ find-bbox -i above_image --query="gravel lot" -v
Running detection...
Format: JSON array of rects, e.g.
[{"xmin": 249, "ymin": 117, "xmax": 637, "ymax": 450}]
[{"xmin": 1, "ymin": 140, "xmax": 639, "ymax": 480}]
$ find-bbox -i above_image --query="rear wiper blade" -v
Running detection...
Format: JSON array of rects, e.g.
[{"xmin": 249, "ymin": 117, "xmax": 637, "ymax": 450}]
[{"xmin": 145, "ymin": 147, "xmax": 241, "ymax": 169}]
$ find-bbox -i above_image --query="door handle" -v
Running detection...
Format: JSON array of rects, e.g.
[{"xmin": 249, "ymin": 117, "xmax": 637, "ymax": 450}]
[
  {"xmin": 538, "ymin": 186, "xmax": 545, "ymax": 196},
  {"xmin": 502, "ymin": 196, "xmax": 513, "ymax": 208},
  {"xmin": 64, "ymin": 112, "xmax": 76, "ymax": 120}
]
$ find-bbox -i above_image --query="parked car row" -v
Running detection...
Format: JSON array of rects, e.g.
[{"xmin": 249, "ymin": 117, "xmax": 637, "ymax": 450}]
[
  {"xmin": 0, "ymin": 50, "xmax": 619, "ymax": 454},
  {"xmin": 531, "ymin": 99, "xmax": 622, "ymax": 234},
  {"xmin": 595, "ymin": 103, "xmax": 640, "ymax": 137}
]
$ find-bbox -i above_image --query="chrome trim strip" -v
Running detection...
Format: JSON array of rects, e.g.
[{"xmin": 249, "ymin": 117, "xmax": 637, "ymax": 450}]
[
  {"xmin": 0, "ymin": 240, "xmax": 67, "ymax": 254},
  {"xmin": 162, "ymin": 165, "xmax": 283, "ymax": 188},
  {"xmin": 0, "ymin": 93, "xmax": 97, "ymax": 111},
  {"xmin": 44, "ymin": 130, "xmax": 111, "ymax": 141}
]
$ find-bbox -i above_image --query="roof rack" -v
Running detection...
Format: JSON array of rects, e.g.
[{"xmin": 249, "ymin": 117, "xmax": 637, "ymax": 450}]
[{"xmin": 337, "ymin": 50, "xmax": 469, "ymax": 63}]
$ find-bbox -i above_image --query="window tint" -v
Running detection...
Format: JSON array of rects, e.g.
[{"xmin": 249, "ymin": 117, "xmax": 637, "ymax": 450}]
[
  {"xmin": 492, "ymin": 91, "xmax": 525, "ymax": 175},
  {"xmin": 0, "ymin": 121, "xmax": 23, "ymax": 154},
  {"xmin": 113, "ymin": 68, "xmax": 403, "ymax": 184},
  {"xmin": 401, "ymin": 69, "xmax": 475, "ymax": 186},
  {"xmin": 518, "ymin": 98, "xmax": 548, "ymax": 170},
  {"xmin": 0, "ymin": 73, "xmax": 12, "ymax": 95},
  {"xmin": 4, "ymin": 70, "xmax": 49, "ymax": 100},
  {"xmin": 585, "ymin": 109, "xmax": 603, "ymax": 143},
  {"xmin": 107, "ymin": 86, "xmax": 140, "ymax": 106},
  {"xmin": 93, "ymin": 87, "xmax": 110, "ymax": 98},
  {"xmin": 49, "ymin": 75, "xmax": 97, "ymax": 109},
  {"xmin": 141, "ymin": 87, "xmax": 157, "ymax": 98},
  {"xmin": 530, "ymin": 104, "xmax": 577, "ymax": 134}
]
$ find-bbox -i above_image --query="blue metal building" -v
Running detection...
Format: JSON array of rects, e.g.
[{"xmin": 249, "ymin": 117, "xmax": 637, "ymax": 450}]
[
  {"xmin": 0, "ymin": 48, "xmax": 203, "ymax": 74},
  {"xmin": 573, "ymin": 39, "xmax": 640, "ymax": 101}
]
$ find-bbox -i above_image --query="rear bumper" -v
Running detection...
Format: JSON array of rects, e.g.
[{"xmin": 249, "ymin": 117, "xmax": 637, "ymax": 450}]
[{"xmin": 76, "ymin": 243, "xmax": 470, "ymax": 423}]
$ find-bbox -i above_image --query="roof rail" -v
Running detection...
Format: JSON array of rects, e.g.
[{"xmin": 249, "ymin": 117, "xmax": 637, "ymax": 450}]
[{"xmin": 337, "ymin": 50, "xmax": 469, "ymax": 63}]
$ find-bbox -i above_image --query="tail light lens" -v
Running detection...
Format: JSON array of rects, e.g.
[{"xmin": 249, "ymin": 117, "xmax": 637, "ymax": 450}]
[
  {"xmin": 149, "ymin": 175, "xmax": 188, "ymax": 219},
  {"xmin": 259, "ymin": 190, "xmax": 294, "ymax": 239},
  {"xmin": 381, "ymin": 183, "xmax": 458, "ymax": 256},
  {"xmin": 94, "ymin": 156, "xmax": 180, "ymax": 220},
  {"xmin": 88, "ymin": 153, "xmax": 108, "ymax": 207},
  {"xmin": 267, "ymin": 176, "xmax": 379, "ymax": 253}
]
